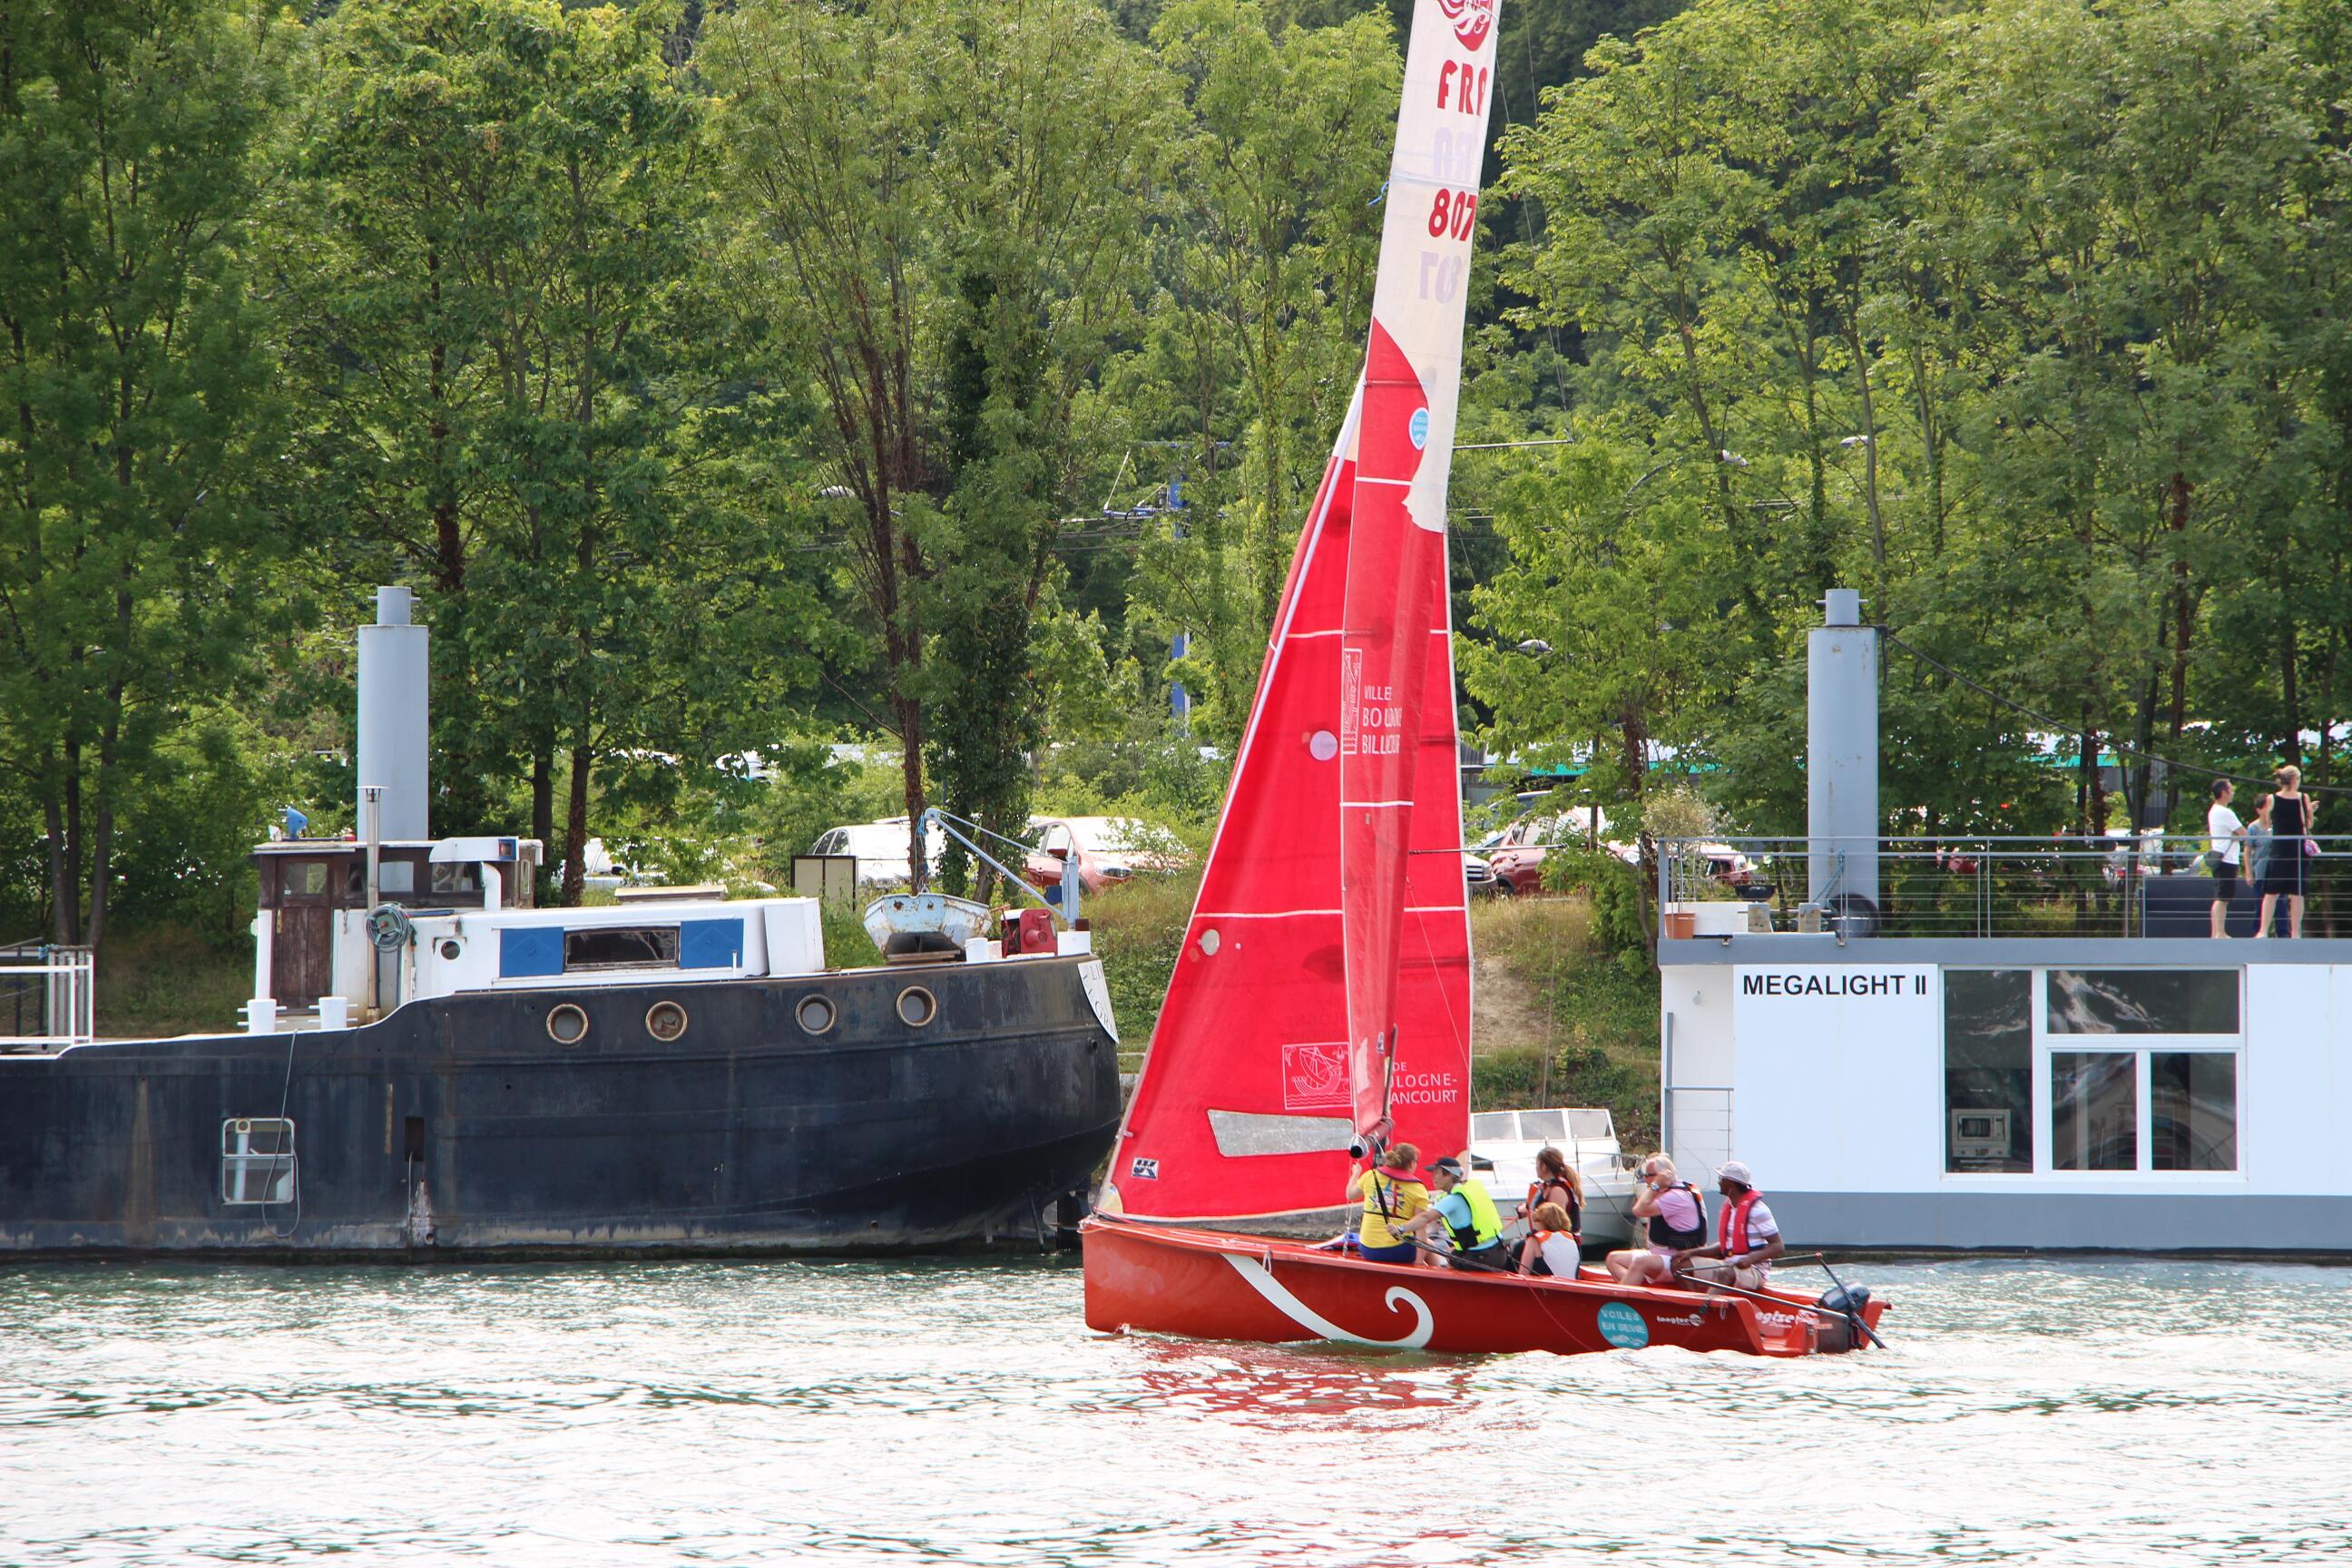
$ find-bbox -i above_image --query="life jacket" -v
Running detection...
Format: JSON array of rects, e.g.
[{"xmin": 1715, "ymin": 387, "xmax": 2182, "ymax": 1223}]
[
  {"xmin": 1524, "ymin": 1176, "xmax": 1583, "ymax": 1236},
  {"xmin": 1525, "ymin": 1228, "xmax": 1579, "ymax": 1279},
  {"xmin": 1719, "ymin": 1187, "xmax": 1764, "ymax": 1258},
  {"xmin": 1446, "ymin": 1179, "xmax": 1504, "ymax": 1251},
  {"xmin": 1648, "ymin": 1181, "xmax": 1708, "ymax": 1250}
]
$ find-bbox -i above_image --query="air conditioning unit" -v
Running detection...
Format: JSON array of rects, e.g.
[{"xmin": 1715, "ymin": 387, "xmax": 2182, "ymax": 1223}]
[{"xmin": 1948, "ymin": 1108, "xmax": 2012, "ymax": 1161}]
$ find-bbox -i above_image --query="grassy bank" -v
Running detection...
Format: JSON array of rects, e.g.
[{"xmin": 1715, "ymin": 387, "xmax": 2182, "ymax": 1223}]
[
  {"xmin": 96, "ymin": 927, "xmax": 252, "ymax": 1038},
  {"xmin": 1468, "ymin": 896, "xmax": 1659, "ymax": 1150}
]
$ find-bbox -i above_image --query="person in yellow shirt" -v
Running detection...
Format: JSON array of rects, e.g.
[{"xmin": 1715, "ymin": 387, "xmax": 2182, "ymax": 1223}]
[{"xmin": 1350, "ymin": 1142, "xmax": 1440, "ymax": 1264}]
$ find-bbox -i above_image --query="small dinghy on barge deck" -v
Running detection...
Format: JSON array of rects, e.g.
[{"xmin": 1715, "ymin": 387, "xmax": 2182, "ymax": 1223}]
[{"xmin": 1080, "ymin": 0, "xmax": 1883, "ymax": 1357}]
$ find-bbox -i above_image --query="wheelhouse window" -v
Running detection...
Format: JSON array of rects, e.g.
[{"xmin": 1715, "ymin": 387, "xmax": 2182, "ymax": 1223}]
[
  {"xmin": 1944, "ymin": 968, "xmax": 2241, "ymax": 1178},
  {"xmin": 221, "ymin": 1119, "xmax": 296, "ymax": 1204},
  {"xmin": 2046, "ymin": 969, "xmax": 2238, "ymax": 1035},
  {"xmin": 1945, "ymin": 969, "xmax": 2033, "ymax": 1172},
  {"xmin": 2151, "ymin": 1053, "xmax": 2238, "ymax": 1171},
  {"xmin": 563, "ymin": 926, "xmax": 679, "ymax": 971},
  {"xmin": 2051, "ymin": 1053, "xmax": 2138, "ymax": 1171}
]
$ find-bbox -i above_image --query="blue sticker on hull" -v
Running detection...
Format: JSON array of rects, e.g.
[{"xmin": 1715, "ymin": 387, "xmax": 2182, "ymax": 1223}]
[{"xmin": 1597, "ymin": 1300, "xmax": 1650, "ymax": 1349}]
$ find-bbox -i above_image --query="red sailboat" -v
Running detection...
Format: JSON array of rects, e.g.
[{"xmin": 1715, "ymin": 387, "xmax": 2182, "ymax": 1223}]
[{"xmin": 1082, "ymin": 0, "xmax": 1886, "ymax": 1357}]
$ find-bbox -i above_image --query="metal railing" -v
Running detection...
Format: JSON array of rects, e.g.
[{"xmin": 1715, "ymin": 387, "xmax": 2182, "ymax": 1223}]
[
  {"xmin": 0, "ymin": 943, "xmax": 96, "ymax": 1050},
  {"xmin": 1657, "ymin": 835, "xmax": 2352, "ymax": 941}
]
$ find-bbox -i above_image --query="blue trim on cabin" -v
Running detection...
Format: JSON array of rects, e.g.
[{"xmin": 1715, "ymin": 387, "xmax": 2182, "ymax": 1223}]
[
  {"xmin": 679, "ymin": 918, "xmax": 743, "ymax": 970},
  {"xmin": 500, "ymin": 926, "xmax": 564, "ymax": 978}
]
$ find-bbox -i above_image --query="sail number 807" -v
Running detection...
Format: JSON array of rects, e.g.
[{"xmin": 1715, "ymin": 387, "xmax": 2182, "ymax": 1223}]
[{"xmin": 1426, "ymin": 189, "xmax": 1478, "ymax": 241}]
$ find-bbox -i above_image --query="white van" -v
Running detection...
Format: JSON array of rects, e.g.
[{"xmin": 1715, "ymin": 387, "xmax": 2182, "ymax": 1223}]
[{"xmin": 808, "ymin": 817, "xmax": 947, "ymax": 888}]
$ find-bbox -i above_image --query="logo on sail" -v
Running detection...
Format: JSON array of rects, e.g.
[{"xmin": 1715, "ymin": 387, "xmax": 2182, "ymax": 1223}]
[
  {"xmin": 1436, "ymin": 0, "xmax": 1494, "ymax": 53},
  {"xmin": 1281, "ymin": 1042, "xmax": 1348, "ymax": 1110}
]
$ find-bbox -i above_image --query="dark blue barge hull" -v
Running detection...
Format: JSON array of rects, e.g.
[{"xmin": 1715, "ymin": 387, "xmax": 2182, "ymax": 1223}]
[{"xmin": 0, "ymin": 956, "xmax": 1120, "ymax": 1255}]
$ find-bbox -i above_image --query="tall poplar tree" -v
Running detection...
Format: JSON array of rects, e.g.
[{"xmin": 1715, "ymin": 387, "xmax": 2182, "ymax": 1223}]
[{"xmin": 0, "ymin": 0, "xmax": 286, "ymax": 949}]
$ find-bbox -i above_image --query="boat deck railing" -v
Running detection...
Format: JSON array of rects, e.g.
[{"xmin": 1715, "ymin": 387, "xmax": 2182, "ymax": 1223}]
[
  {"xmin": 0, "ymin": 942, "xmax": 95, "ymax": 1049},
  {"xmin": 1656, "ymin": 834, "xmax": 2352, "ymax": 942}
]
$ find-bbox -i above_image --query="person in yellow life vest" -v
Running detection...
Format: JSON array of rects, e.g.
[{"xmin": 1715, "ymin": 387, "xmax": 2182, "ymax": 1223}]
[
  {"xmin": 1348, "ymin": 1142, "xmax": 1440, "ymax": 1264},
  {"xmin": 1426, "ymin": 1156, "xmax": 1508, "ymax": 1270}
]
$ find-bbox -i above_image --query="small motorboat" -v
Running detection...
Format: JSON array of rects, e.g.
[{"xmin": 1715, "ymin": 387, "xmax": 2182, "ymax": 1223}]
[
  {"xmin": 1083, "ymin": 1214, "xmax": 1886, "ymax": 1357},
  {"xmin": 1468, "ymin": 1105, "xmax": 1641, "ymax": 1252}
]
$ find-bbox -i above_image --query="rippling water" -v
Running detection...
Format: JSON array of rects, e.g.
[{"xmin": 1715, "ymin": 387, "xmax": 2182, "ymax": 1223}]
[{"xmin": 3, "ymin": 1257, "xmax": 2344, "ymax": 1565}]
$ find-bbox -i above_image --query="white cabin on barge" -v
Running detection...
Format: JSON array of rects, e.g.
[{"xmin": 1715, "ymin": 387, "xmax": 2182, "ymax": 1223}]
[{"xmin": 1658, "ymin": 591, "xmax": 2352, "ymax": 1254}]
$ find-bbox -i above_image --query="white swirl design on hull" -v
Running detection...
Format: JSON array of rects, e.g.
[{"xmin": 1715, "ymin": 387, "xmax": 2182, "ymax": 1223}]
[{"xmin": 1223, "ymin": 1254, "xmax": 1435, "ymax": 1348}]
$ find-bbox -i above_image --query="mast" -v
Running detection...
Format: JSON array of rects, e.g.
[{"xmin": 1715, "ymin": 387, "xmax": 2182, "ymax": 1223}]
[{"xmin": 1338, "ymin": 0, "xmax": 1501, "ymax": 1159}]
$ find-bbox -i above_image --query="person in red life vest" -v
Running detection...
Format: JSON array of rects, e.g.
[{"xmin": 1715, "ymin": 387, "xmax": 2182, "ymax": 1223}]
[
  {"xmin": 1516, "ymin": 1201, "xmax": 1582, "ymax": 1279},
  {"xmin": 1669, "ymin": 1160, "xmax": 1782, "ymax": 1291},
  {"xmin": 1605, "ymin": 1153, "xmax": 1707, "ymax": 1289},
  {"xmin": 1515, "ymin": 1147, "xmax": 1583, "ymax": 1239}
]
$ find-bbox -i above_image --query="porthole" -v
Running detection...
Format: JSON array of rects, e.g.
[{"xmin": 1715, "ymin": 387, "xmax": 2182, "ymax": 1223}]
[
  {"xmin": 438, "ymin": 938, "xmax": 463, "ymax": 961},
  {"xmin": 795, "ymin": 995, "xmax": 837, "ymax": 1035},
  {"xmin": 545, "ymin": 1004, "xmax": 589, "ymax": 1045},
  {"xmin": 896, "ymin": 986, "xmax": 937, "ymax": 1028},
  {"xmin": 644, "ymin": 1000, "xmax": 689, "ymax": 1043}
]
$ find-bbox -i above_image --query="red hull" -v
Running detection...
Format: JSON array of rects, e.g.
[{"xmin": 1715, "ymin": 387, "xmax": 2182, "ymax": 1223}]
[{"xmin": 1082, "ymin": 1216, "xmax": 1887, "ymax": 1358}]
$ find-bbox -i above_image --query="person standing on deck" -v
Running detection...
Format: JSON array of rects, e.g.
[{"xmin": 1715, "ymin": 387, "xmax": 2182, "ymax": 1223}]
[
  {"xmin": 2259, "ymin": 766, "xmax": 2314, "ymax": 939},
  {"xmin": 1671, "ymin": 1161, "xmax": 1783, "ymax": 1291},
  {"xmin": 2208, "ymin": 779, "xmax": 2247, "ymax": 938},
  {"xmin": 1349, "ymin": 1143, "xmax": 1440, "ymax": 1265},
  {"xmin": 2248, "ymin": 793, "xmax": 2276, "ymax": 897}
]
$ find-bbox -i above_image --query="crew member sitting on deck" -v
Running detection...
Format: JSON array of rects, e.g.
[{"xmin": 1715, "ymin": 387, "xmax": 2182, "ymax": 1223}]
[
  {"xmin": 1517, "ymin": 1147, "xmax": 1583, "ymax": 1240},
  {"xmin": 1350, "ymin": 1142, "xmax": 1439, "ymax": 1265},
  {"xmin": 1671, "ymin": 1160, "xmax": 1783, "ymax": 1291},
  {"xmin": 1517, "ymin": 1201, "xmax": 1582, "ymax": 1279},
  {"xmin": 1426, "ymin": 1156, "xmax": 1508, "ymax": 1270},
  {"xmin": 1605, "ymin": 1153, "xmax": 1708, "ymax": 1288}
]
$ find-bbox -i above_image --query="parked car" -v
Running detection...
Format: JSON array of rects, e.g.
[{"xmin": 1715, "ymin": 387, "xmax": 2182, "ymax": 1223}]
[
  {"xmin": 808, "ymin": 817, "xmax": 946, "ymax": 888},
  {"xmin": 1464, "ymin": 853, "xmax": 1498, "ymax": 895},
  {"xmin": 1020, "ymin": 816, "xmax": 1191, "ymax": 897},
  {"xmin": 1485, "ymin": 808, "xmax": 1610, "ymax": 896}
]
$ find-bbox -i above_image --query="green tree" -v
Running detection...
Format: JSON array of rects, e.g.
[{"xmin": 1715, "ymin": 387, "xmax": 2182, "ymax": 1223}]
[
  {"xmin": 0, "ymin": 0, "xmax": 289, "ymax": 950},
  {"xmin": 289, "ymin": 0, "xmax": 798, "ymax": 901},
  {"xmin": 708, "ymin": 0, "xmax": 1170, "ymax": 891}
]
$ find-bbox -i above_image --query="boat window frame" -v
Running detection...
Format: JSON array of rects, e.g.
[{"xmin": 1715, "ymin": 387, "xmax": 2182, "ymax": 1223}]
[
  {"xmin": 561, "ymin": 925, "xmax": 681, "ymax": 973},
  {"xmin": 1943, "ymin": 966, "xmax": 2243, "ymax": 1181},
  {"xmin": 220, "ymin": 1117, "xmax": 297, "ymax": 1205}
]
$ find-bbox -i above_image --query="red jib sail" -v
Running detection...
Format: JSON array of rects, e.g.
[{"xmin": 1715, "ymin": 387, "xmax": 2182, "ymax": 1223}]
[{"xmin": 1097, "ymin": 0, "xmax": 1494, "ymax": 1223}]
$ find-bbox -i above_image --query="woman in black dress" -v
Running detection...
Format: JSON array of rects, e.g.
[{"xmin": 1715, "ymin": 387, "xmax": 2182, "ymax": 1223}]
[{"xmin": 2259, "ymin": 765, "xmax": 2312, "ymax": 938}]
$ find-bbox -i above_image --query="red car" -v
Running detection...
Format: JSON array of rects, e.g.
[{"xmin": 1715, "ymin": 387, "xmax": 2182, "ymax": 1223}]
[{"xmin": 1485, "ymin": 811, "xmax": 1605, "ymax": 896}]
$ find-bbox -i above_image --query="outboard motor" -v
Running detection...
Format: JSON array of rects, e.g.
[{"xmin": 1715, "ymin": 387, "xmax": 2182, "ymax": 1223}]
[{"xmin": 1811, "ymin": 1283, "xmax": 1875, "ymax": 1354}]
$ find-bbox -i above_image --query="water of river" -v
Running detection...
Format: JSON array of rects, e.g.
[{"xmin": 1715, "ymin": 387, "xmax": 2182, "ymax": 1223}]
[{"xmin": 2, "ymin": 1257, "xmax": 2343, "ymax": 1565}]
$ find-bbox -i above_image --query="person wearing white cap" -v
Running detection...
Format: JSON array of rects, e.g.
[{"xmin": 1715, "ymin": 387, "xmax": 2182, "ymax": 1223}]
[{"xmin": 1670, "ymin": 1160, "xmax": 1783, "ymax": 1291}]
